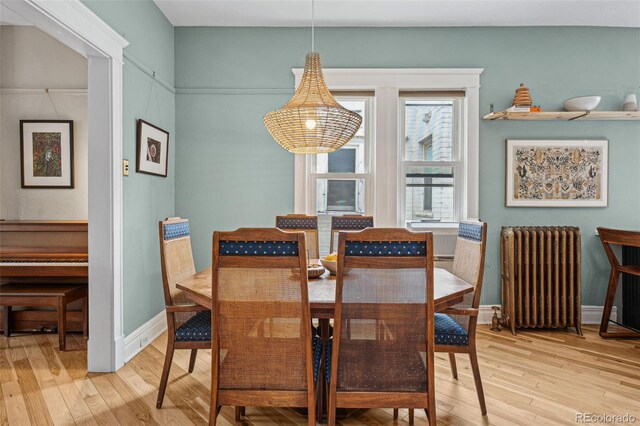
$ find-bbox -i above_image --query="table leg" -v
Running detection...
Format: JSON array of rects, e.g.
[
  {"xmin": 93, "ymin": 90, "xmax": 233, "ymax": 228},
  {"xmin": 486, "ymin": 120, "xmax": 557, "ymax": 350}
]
[{"xmin": 58, "ymin": 297, "xmax": 66, "ymax": 351}]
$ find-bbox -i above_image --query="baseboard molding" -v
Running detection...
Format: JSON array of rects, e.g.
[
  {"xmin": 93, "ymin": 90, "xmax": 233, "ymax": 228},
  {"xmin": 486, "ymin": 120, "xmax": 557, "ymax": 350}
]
[
  {"xmin": 478, "ymin": 305, "xmax": 617, "ymax": 325},
  {"xmin": 123, "ymin": 310, "xmax": 166, "ymax": 363}
]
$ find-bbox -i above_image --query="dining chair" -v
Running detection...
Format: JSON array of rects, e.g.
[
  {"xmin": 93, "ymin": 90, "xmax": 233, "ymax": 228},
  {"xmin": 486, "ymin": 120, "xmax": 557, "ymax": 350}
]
[
  {"xmin": 276, "ymin": 214, "xmax": 320, "ymax": 260},
  {"xmin": 328, "ymin": 228, "xmax": 436, "ymax": 426},
  {"xmin": 157, "ymin": 217, "xmax": 211, "ymax": 409},
  {"xmin": 401, "ymin": 220, "xmax": 488, "ymax": 422},
  {"xmin": 597, "ymin": 227, "xmax": 640, "ymax": 338},
  {"xmin": 329, "ymin": 215, "xmax": 374, "ymax": 253},
  {"xmin": 209, "ymin": 228, "xmax": 322, "ymax": 425}
]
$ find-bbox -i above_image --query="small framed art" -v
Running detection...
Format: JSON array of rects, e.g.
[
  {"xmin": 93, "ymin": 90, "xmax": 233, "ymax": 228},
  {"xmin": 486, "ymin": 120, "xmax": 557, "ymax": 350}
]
[
  {"xmin": 506, "ymin": 139, "xmax": 608, "ymax": 207},
  {"xmin": 136, "ymin": 119, "xmax": 169, "ymax": 177},
  {"xmin": 20, "ymin": 120, "xmax": 74, "ymax": 188}
]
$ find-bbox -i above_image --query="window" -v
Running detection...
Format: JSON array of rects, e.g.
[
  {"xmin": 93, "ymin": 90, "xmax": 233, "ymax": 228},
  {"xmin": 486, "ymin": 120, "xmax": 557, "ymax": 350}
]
[
  {"xmin": 308, "ymin": 97, "xmax": 371, "ymax": 255},
  {"xmin": 402, "ymin": 95, "xmax": 464, "ymax": 226},
  {"xmin": 294, "ymin": 69, "xmax": 481, "ymax": 235}
]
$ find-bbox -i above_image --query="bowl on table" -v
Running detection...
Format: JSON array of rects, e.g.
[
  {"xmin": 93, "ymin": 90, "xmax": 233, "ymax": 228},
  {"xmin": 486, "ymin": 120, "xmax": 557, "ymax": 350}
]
[
  {"xmin": 320, "ymin": 256, "xmax": 337, "ymax": 275},
  {"xmin": 563, "ymin": 96, "xmax": 601, "ymax": 111}
]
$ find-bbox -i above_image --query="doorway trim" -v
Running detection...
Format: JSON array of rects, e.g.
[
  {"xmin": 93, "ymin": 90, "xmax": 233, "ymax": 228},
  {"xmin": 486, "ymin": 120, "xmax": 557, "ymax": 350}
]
[{"xmin": 3, "ymin": 0, "xmax": 128, "ymax": 371}]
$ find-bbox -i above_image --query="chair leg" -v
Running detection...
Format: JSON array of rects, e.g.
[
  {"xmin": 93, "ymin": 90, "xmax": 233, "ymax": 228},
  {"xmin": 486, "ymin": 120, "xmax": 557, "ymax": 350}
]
[
  {"xmin": 599, "ymin": 270, "xmax": 619, "ymax": 337},
  {"xmin": 82, "ymin": 296, "xmax": 89, "ymax": 340},
  {"xmin": 393, "ymin": 408, "xmax": 399, "ymax": 419},
  {"xmin": 240, "ymin": 406, "xmax": 246, "ymax": 416},
  {"xmin": 188, "ymin": 349, "xmax": 198, "ymax": 373},
  {"xmin": 156, "ymin": 338, "xmax": 175, "ymax": 408},
  {"xmin": 3, "ymin": 306, "xmax": 11, "ymax": 337},
  {"xmin": 57, "ymin": 297, "xmax": 67, "ymax": 351},
  {"xmin": 469, "ymin": 350, "xmax": 487, "ymax": 415},
  {"xmin": 235, "ymin": 406, "xmax": 242, "ymax": 421},
  {"xmin": 408, "ymin": 409, "xmax": 414, "ymax": 425},
  {"xmin": 448, "ymin": 352, "xmax": 458, "ymax": 380},
  {"xmin": 327, "ymin": 391, "xmax": 336, "ymax": 426}
]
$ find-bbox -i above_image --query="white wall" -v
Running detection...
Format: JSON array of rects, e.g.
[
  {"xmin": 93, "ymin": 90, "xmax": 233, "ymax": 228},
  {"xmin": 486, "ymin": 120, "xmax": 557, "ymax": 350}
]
[{"xmin": 0, "ymin": 25, "xmax": 88, "ymax": 220}]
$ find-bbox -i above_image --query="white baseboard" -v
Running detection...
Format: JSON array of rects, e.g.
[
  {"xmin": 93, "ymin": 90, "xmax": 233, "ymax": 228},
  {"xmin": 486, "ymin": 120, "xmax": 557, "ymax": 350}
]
[
  {"xmin": 123, "ymin": 310, "xmax": 166, "ymax": 363},
  {"xmin": 478, "ymin": 305, "xmax": 617, "ymax": 325}
]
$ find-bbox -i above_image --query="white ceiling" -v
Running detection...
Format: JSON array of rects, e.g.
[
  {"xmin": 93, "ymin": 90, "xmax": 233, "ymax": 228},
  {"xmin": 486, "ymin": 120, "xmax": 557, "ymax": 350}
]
[{"xmin": 154, "ymin": 0, "xmax": 640, "ymax": 27}]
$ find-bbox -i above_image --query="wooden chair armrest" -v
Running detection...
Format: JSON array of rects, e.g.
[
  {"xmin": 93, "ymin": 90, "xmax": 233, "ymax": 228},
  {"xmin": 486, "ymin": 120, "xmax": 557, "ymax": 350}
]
[
  {"xmin": 441, "ymin": 308, "xmax": 479, "ymax": 316},
  {"xmin": 165, "ymin": 304, "xmax": 209, "ymax": 313}
]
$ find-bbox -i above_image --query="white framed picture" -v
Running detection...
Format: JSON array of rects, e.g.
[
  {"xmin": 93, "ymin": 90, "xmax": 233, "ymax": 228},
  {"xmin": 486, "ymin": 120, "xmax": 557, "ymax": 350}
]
[
  {"xmin": 20, "ymin": 120, "xmax": 74, "ymax": 188},
  {"xmin": 136, "ymin": 119, "xmax": 169, "ymax": 177},
  {"xmin": 505, "ymin": 139, "xmax": 608, "ymax": 207}
]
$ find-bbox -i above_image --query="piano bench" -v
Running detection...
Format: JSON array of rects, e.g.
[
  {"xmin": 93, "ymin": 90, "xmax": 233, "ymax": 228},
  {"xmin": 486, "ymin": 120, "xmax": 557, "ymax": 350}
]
[{"xmin": 0, "ymin": 283, "xmax": 88, "ymax": 351}]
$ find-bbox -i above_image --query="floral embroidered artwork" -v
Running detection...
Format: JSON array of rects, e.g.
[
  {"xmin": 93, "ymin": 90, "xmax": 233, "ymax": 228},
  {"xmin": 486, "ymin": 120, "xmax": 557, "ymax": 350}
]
[
  {"xmin": 513, "ymin": 146, "xmax": 603, "ymax": 200},
  {"xmin": 506, "ymin": 140, "xmax": 608, "ymax": 207}
]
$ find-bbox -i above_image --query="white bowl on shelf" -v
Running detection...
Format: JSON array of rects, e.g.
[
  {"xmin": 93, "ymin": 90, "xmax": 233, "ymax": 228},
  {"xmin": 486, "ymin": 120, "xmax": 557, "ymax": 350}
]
[{"xmin": 563, "ymin": 96, "xmax": 601, "ymax": 111}]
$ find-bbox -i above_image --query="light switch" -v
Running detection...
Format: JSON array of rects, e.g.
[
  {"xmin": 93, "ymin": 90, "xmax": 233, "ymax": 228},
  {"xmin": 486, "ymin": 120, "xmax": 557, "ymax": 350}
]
[{"xmin": 123, "ymin": 159, "xmax": 129, "ymax": 176}]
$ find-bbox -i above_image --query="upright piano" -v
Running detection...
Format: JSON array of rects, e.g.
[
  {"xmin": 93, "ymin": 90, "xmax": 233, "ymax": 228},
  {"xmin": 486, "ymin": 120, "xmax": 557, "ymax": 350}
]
[{"xmin": 0, "ymin": 220, "xmax": 88, "ymax": 331}]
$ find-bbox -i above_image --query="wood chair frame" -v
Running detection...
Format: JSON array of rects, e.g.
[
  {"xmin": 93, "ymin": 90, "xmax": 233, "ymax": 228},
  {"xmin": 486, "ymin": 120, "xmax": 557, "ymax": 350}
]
[
  {"xmin": 329, "ymin": 215, "xmax": 374, "ymax": 254},
  {"xmin": 157, "ymin": 217, "xmax": 211, "ymax": 409},
  {"xmin": 597, "ymin": 227, "xmax": 640, "ymax": 338},
  {"xmin": 329, "ymin": 228, "xmax": 436, "ymax": 426},
  {"xmin": 210, "ymin": 228, "xmax": 317, "ymax": 426},
  {"xmin": 399, "ymin": 221, "xmax": 488, "ymax": 422},
  {"xmin": 276, "ymin": 214, "xmax": 320, "ymax": 260}
]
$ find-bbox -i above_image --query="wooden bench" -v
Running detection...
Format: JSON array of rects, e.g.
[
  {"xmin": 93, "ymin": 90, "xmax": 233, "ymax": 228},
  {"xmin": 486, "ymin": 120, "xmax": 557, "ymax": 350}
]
[{"xmin": 0, "ymin": 283, "xmax": 88, "ymax": 351}]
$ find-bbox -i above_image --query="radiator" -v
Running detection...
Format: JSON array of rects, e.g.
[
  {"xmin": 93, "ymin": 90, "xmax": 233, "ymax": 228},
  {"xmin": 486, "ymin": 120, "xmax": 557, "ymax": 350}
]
[{"xmin": 500, "ymin": 226, "xmax": 582, "ymax": 335}]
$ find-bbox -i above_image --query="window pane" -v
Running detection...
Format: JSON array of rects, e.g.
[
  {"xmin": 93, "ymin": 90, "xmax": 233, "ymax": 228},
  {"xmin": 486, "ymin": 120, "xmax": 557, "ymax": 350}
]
[
  {"xmin": 316, "ymin": 178, "xmax": 365, "ymax": 214},
  {"xmin": 316, "ymin": 99, "xmax": 366, "ymax": 173},
  {"xmin": 405, "ymin": 166, "xmax": 455, "ymax": 223},
  {"xmin": 404, "ymin": 99, "xmax": 454, "ymax": 161}
]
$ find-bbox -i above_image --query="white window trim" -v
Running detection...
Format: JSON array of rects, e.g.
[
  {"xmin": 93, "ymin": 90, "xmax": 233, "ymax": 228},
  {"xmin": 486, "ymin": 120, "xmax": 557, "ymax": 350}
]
[{"xmin": 293, "ymin": 68, "xmax": 483, "ymax": 230}]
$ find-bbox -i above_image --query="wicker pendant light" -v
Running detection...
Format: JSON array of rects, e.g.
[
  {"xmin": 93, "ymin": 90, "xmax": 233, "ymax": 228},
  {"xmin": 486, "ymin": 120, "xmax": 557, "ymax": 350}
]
[{"xmin": 263, "ymin": 1, "xmax": 362, "ymax": 154}]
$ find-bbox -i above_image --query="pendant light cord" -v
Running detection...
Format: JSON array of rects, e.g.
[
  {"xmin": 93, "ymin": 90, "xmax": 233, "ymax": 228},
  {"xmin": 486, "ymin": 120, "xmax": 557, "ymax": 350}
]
[{"xmin": 311, "ymin": 0, "xmax": 315, "ymax": 52}]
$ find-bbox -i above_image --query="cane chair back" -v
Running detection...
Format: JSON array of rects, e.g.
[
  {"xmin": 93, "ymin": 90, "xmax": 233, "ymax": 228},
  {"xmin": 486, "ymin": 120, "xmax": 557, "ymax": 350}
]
[
  {"xmin": 329, "ymin": 215, "xmax": 374, "ymax": 253},
  {"xmin": 211, "ymin": 228, "xmax": 316, "ymax": 418},
  {"xmin": 330, "ymin": 228, "xmax": 435, "ymax": 416},
  {"xmin": 159, "ymin": 217, "xmax": 198, "ymax": 328},
  {"xmin": 276, "ymin": 214, "xmax": 320, "ymax": 260},
  {"xmin": 446, "ymin": 221, "xmax": 487, "ymax": 333}
]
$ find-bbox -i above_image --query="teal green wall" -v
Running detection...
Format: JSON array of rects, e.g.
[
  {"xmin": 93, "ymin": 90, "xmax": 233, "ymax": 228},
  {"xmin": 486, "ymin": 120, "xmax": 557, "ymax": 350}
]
[
  {"xmin": 83, "ymin": 1, "xmax": 175, "ymax": 335},
  {"xmin": 175, "ymin": 27, "xmax": 640, "ymax": 306}
]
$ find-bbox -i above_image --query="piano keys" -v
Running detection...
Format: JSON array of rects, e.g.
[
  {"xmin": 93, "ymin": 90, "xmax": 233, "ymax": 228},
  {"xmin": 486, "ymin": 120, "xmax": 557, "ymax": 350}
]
[
  {"xmin": 0, "ymin": 220, "xmax": 88, "ymax": 282},
  {"xmin": 0, "ymin": 220, "xmax": 88, "ymax": 332}
]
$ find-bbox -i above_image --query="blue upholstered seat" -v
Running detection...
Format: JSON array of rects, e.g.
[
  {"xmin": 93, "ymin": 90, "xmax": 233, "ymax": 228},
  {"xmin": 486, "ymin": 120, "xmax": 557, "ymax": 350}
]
[
  {"xmin": 325, "ymin": 338, "xmax": 332, "ymax": 383},
  {"xmin": 313, "ymin": 335, "xmax": 323, "ymax": 383},
  {"xmin": 175, "ymin": 310, "xmax": 211, "ymax": 342},
  {"xmin": 434, "ymin": 313, "xmax": 468, "ymax": 346}
]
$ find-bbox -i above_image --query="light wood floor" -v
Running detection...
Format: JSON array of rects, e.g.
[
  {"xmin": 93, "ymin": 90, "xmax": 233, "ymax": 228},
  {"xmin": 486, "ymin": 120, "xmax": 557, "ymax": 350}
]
[{"xmin": 1, "ymin": 325, "xmax": 639, "ymax": 425}]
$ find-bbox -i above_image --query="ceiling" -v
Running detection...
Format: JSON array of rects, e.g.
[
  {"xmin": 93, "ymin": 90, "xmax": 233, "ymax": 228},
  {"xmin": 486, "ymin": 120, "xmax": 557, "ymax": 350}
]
[{"xmin": 154, "ymin": 0, "xmax": 640, "ymax": 27}]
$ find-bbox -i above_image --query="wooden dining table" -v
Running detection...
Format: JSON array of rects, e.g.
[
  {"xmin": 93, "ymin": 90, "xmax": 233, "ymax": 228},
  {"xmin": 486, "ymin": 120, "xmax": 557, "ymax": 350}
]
[{"xmin": 177, "ymin": 265, "xmax": 474, "ymax": 421}]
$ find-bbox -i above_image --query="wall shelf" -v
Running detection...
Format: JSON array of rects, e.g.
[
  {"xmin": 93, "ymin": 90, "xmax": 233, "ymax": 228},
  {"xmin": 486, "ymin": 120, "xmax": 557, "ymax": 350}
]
[{"xmin": 483, "ymin": 110, "xmax": 640, "ymax": 121}]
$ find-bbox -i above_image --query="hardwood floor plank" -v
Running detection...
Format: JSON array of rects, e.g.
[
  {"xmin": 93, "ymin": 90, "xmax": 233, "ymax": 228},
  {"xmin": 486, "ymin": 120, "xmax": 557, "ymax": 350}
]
[
  {"xmin": 3, "ymin": 325, "xmax": 640, "ymax": 425},
  {"xmin": 13, "ymin": 358, "xmax": 55, "ymax": 426},
  {"xmin": 2, "ymin": 380, "xmax": 31, "ymax": 426}
]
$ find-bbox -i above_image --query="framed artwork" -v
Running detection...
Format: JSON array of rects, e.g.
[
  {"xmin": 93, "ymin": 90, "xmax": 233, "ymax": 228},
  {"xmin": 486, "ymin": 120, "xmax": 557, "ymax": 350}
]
[
  {"xmin": 136, "ymin": 119, "xmax": 169, "ymax": 177},
  {"xmin": 506, "ymin": 139, "xmax": 608, "ymax": 207},
  {"xmin": 20, "ymin": 120, "xmax": 74, "ymax": 188}
]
